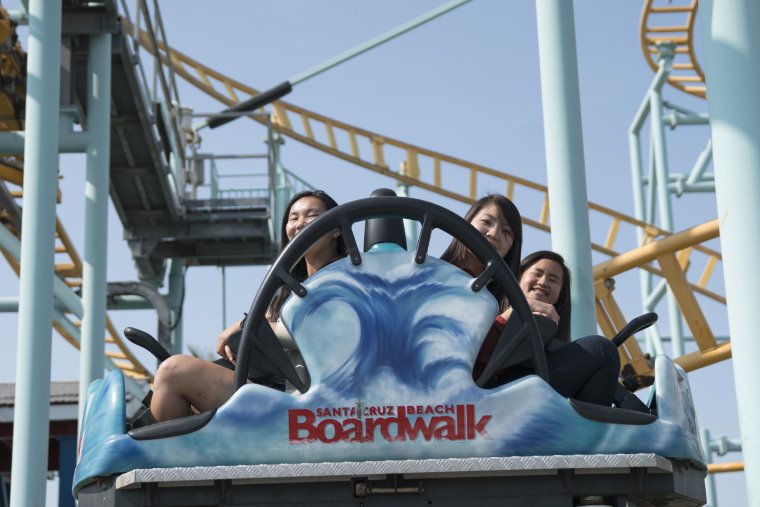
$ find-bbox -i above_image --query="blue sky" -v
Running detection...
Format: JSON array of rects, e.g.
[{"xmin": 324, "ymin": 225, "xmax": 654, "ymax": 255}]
[{"xmin": 0, "ymin": 1, "xmax": 745, "ymax": 504}]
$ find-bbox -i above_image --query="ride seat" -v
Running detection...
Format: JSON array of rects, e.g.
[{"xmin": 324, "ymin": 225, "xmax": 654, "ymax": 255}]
[{"xmin": 363, "ymin": 188, "xmax": 407, "ymax": 252}]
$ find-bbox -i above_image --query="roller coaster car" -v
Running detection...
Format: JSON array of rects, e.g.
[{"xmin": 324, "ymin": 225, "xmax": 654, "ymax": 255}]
[{"xmin": 73, "ymin": 195, "xmax": 706, "ymax": 505}]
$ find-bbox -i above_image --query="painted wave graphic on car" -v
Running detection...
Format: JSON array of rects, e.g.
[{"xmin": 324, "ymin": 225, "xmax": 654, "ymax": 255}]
[{"xmin": 74, "ymin": 251, "xmax": 704, "ymax": 495}]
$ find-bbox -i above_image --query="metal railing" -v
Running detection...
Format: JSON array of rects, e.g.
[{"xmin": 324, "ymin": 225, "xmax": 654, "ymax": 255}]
[{"xmin": 118, "ymin": 0, "xmax": 188, "ymax": 211}]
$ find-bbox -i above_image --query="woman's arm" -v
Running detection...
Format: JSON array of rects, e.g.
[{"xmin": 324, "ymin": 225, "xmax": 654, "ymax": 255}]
[
  {"xmin": 216, "ymin": 319, "xmax": 243, "ymax": 364},
  {"xmin": 216, "ymin": 316, "xmax": 283, "ymax": 364},
  {"xmin": 498, "ymin": 300, "xmax": 558, "ymax": 325}
]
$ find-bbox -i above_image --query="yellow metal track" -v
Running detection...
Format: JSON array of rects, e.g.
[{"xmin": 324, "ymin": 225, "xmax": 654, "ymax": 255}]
[
  {"xmin": 0, "ymin": 176, "xmax": 153, "ymax": 380},
  {"xmin": 708, "ymin": 461, "xmax": 744, "ymax": 474},
  {"xmin": 0, "ymin": 179, "xmax": 153, "ymax": 380},
  {"xmin": 640, "ymin": 0, "xmax": 706, "ymax": 98},
  {"xmin": 135, "ymin": 29, "xmax": 726, "ymax": 380},
  {"xmin": 594, "ymin": 219, "xmax": 729, "ymax": 379}
]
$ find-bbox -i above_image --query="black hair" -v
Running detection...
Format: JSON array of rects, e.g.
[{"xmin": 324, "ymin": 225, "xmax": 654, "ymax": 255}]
[
  {"xmin": 518, "ymin": 250, "xmax": 571, "ymax": 342},
  {"xmin": 267, "ymin": 190, "xmax": 346, "ymax": 320},
  {"xmin": 441, "ymin": 194, "xmax": 523, "ymax": 311}
]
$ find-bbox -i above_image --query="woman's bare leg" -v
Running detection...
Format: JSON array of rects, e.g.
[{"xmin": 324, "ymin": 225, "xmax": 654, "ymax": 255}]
[{"xmin": 151, "ymin": 355, "xmax": 236, "ymax": 422}]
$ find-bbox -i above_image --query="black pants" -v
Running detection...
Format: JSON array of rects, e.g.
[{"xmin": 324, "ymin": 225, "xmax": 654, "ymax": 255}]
[
  {"xmin": 487, "ymin": 335, "xmax": 620, "ymax": 406},
  {"xmin": 545, "ymin": 335, "xmax": 620, "ymax": 406}
]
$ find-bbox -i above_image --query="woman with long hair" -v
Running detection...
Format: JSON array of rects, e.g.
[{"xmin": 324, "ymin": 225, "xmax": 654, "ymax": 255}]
[
  {"xmin": 441, "ymin": 194, "xmax": 522, "ymax": 313},
  {"xmin": 515, "ymin": 250, "xmax": 619, "ymax": 405},
  {"xmin": 150, "ymin": 190, "xmax": 346, "ymax": 422},
  {"xmin": 518, "ymin": 250, "xmax": 572, "ymax": 342},
  {"xmin": 216, "ymin": 190, "xmax": 347, "ymax": 362}
]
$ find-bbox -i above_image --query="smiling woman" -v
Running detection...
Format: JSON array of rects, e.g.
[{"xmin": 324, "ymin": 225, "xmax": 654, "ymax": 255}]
[
  {"xmin": 149, "ymin": 190, "xmax": 347, "ymax": 423},
  {"xmin": 518, "ymin": 250, "xmax": 571, "ymax": 342},
  {"xmin": 480, "ymin": 250, "xmax": 620, "ymax": 406},
  {"xmin": 440, "ymin": 194, "xmax": 523, "ymax": 312}
]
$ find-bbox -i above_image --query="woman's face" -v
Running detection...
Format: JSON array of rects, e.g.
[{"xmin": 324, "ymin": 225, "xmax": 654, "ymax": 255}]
[
  {"xmin": 470, "ymin": 203, "xmax": 514, "ymax": 258},
  {"xmin": 285, "ymin": 196, "xmax": 329, "ymax": 241},
  {"xmin": 519, "ymin": 258, "xmax": 564, "ymax": 306}
]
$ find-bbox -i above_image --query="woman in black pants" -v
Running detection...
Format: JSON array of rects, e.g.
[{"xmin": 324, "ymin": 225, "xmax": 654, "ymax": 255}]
[
  {"xmin": 515, "ymin": 250, "xmax": 619, "ymax": 406},
  {"xmin": 441, "ymin": 195, "xmax": 619, "ymax": 406}
]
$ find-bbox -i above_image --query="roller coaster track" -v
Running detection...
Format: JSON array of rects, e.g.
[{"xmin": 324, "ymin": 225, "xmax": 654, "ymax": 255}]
[
  {"xmin": 0, "ymin": 169, "xmax": 152, "ymax": 380},
  {"xmin": 0, "ymin": 172, "xmax": 152, "ymax": 380},
  {"xmin": 0, "ymin": 0, "xmax": 718, "ymax": 384},
  {"xmin": 641, "ymin": 0, "xmax": 706, "ymax": 98},
  {"xmin": 137, "ymin": 27, "xmax": 726, "ymax": 378}
]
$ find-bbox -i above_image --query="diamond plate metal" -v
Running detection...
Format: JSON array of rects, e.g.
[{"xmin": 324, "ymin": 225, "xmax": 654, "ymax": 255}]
[{"xmin": 115, "ymin": 453, "xmax": 674, "ymax": 489}]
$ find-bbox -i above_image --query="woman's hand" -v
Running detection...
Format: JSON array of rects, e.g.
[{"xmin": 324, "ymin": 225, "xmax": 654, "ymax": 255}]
[
  {"xmin": 217, "ymin": 319, "xmax": 242, "ymax": 364},
  {"xmin": 526, "ymin": 297, "xmax": 560, "ymax": 325}
]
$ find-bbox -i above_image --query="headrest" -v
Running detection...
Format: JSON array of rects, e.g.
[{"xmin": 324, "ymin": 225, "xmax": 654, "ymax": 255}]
[{"xmin": 363, "ymin": 188, "xmax": 408, "ymax": 251}]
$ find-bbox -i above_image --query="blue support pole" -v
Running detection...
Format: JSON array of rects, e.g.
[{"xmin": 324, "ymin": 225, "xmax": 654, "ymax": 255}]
[
  {"xmin": 534, "ymin": 0, "xmax": 596, "ymax": 337},
  {"xmin": 9, "ymin": 0, "xmax": 62, "ymax": 505},
  {"xmin": 270, "ymin": 132, "xmax": 288, "ymax": 247},
  {"xmin": 701, "ymin": 0, "xmax": 760, "ymax": 504},
  {"xmin": 649, "ymin": 79, "xmax": 673, "ymax": 229},
  {"xmin": 0, "ymin": 108, "xmax": 90, "ymax": 153},
  {"xmin": 648, "ymin": 49, "xmax": 686, "ymax": 358},
  {"xmin": 78, "ymin": 32, "xmax": 112, "ymax": 426},
  {"xmin": 700, "ymin": 428, "xmax": 718, "ymax": 507},
  {"xmin": 686, "ymin": 139, "xmax": 713, "ymax": 186}
]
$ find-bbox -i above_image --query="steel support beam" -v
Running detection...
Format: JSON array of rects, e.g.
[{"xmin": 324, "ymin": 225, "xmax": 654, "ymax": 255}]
[
  {"xmin": 79, "ymin": 31, "xmax": 113, "ymax": 426},
  {"xmin": 9, "ymin": 0, "xmax": 62, "ymax": 505},
  {"xmin": 648, "ymin": 49, "xmax": 685, "ymax": 358},
  {"xmin": 535, "ymin": 0, "xmax": 596, "ymax": 337},
  {"xmin": 0, "ymin": 114, "xmax": 91, "ymax": 153},
  {"xmin": 701, "ymin": 0, "xmax": 760, "ymax": 504}
]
